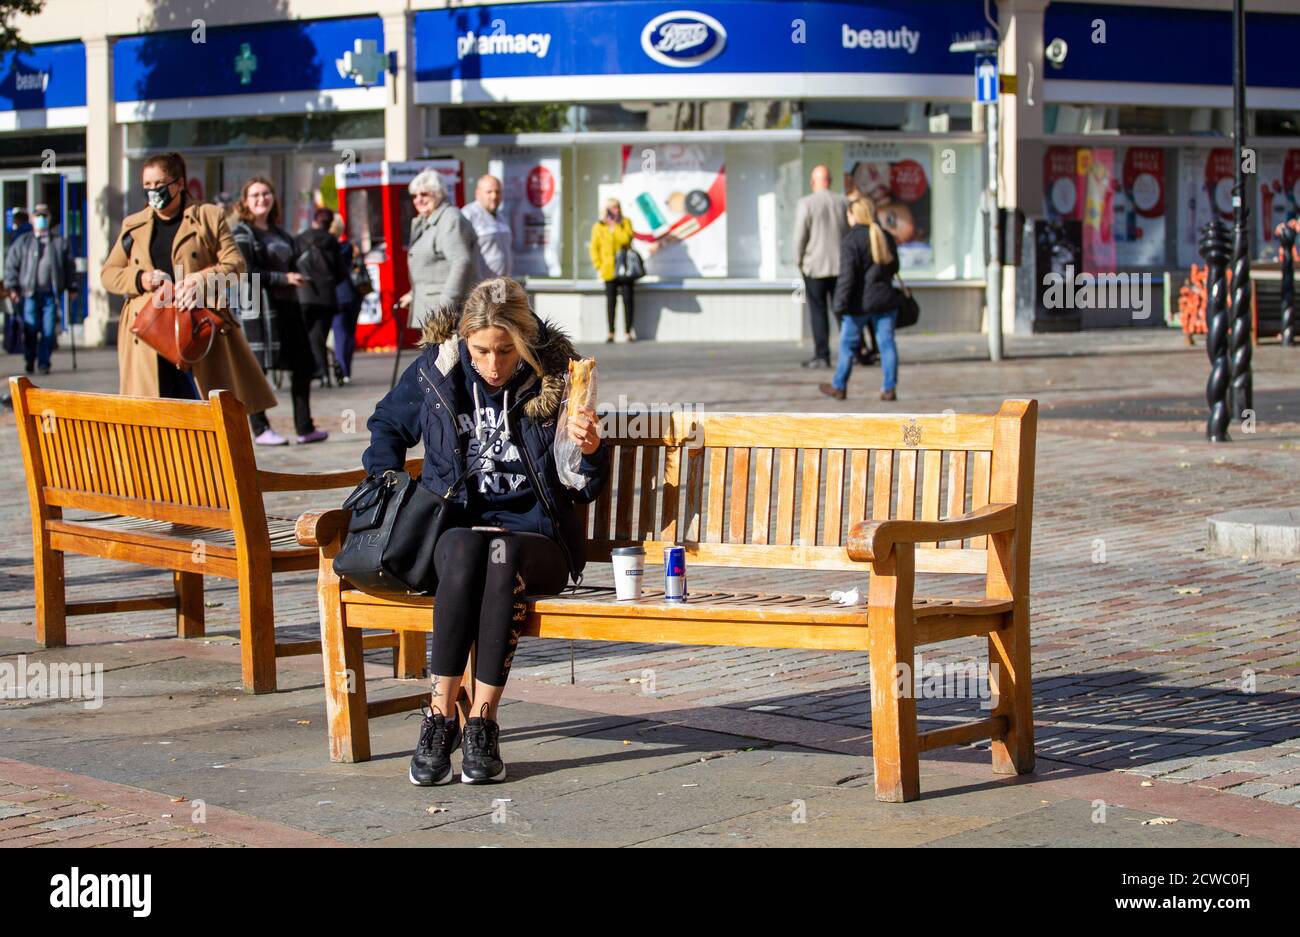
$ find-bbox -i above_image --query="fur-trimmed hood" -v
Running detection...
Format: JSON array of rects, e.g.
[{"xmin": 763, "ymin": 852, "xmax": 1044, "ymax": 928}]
[{"xmin": 418, "ymin": 305, "xmax": 580, "ymax": 421}]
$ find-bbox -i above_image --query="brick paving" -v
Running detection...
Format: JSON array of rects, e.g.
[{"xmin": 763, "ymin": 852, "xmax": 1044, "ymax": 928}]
[{"xmin": 2, "ymin": 328, "xmax": 1298, "ymax": 841}]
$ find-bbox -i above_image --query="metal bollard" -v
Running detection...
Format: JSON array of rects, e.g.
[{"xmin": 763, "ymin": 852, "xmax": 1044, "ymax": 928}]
[
  {"xmin": 1199, "ymin": 220, "xmax": 1232, "ymax": 442},
  {"xmin": 1279, "ymin": 221, "xmax": 1296, "ymax": 348}
]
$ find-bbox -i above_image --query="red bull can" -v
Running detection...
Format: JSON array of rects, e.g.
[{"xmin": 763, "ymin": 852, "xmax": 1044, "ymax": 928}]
[{"xmin": 664, "ymin": 546, "xmax": 687, "ymax": 601}]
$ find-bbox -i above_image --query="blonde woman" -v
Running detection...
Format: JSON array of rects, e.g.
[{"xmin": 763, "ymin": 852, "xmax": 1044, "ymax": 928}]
[
  {"xmin": 820, "ymin": 196, "xmax": 902, "ymax": 401},
  {"xmin": 362, "ymin": 277, "xmax": 608, "ymax": 785},
  {"xmin": 588, "ymin": 198, "xmax": 638, "ymax": 342}
]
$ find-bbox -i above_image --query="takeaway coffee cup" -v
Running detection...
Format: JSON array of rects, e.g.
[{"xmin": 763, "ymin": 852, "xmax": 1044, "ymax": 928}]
[{"xmin": 611, "ymin": 546, "xmax": 646, "ymax": 600}]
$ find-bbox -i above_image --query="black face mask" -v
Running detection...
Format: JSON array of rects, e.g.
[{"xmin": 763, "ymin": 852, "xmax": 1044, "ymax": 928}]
[{"xmin": 144, "ymin": 179, "xmax": 178, "ymax": 211}]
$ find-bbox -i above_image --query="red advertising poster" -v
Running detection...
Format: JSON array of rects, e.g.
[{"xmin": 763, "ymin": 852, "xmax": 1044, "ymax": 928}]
[
  {"xmin": 1116, "ymin": 147, "xmax": 1165, "ymax": 266},
  {"xmin": 1258, "ymin": 149, "xmax": 1300, "ymax": 257},
  {"xmin": 1044, "ymin": 146, "xmax": 1081, "ymax": 221}
]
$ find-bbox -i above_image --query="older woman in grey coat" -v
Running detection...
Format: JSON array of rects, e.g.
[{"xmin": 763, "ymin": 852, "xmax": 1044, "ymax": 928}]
[{"xmin": 400, "ymin": 168, "xmax": 477, "ymax": 322}]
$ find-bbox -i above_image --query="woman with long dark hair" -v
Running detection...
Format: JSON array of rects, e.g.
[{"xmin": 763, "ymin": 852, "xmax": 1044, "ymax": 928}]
[{"xmin": 230, "ymin": 177, "xmax": 328, "ymax": 444}]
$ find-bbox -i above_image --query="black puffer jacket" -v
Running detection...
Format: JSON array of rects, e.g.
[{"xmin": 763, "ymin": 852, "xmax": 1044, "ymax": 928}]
[
  {"xmin": 832, "ymin": 224, "xmax": 901, "ymax": 318},
  {"xmin": 361, "ymin": 307, "xmax": 609, "ymax": 583}
]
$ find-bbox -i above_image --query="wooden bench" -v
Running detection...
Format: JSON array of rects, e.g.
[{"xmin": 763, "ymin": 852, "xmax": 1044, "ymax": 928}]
[
  {"xmin": 297, "ymin": 400, "xmax": 1037, "ymax": 802},
  {"xmin": 9, "ymin": 376, "xmax": 428, "ymax": 694}
]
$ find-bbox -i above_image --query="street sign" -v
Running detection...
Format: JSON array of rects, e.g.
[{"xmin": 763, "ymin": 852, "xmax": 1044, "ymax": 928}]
[{"xmin": 975, "ymin": 54, "xmax": 997, "ymax": 103}]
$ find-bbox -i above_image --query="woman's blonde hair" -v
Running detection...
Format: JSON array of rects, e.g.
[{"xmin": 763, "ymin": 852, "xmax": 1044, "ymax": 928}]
[
  {"xmin": 848, "ymin": 196, "xmax": 893, "ymax": 266},
  {"xmin": 458, "ymin": 277, "xmax": 543, "ymax": 377}
]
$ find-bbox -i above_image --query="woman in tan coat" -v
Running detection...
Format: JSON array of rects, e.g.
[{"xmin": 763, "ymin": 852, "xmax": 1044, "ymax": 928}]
[{"xmin": 101, "ymin": 151, "xmax": 277, "ymax": 414}]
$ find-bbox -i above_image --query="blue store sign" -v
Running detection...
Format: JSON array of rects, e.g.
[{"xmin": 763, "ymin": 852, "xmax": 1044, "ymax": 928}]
[
  {"xmin": 414, "ymin": 0, "xmax": 994, "ymax": 102},
  {"xmin": 114, "ymin": 16, "xmax": 384, "ymax": 119},
  {"xmin": 0, "ymin": 41, "xmax": 86, "ymax": 116},
  {"xmin": 1044, "ymin": 3, "xmax": 1300, "ymax": 103}
]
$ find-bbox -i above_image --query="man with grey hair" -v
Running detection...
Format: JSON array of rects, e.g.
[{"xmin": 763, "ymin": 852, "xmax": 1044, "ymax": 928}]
[
  {"xmin": 400, "ymin": 168, "xmax": 477, "ymax": 322},
  {"xmin": 461, "ymin": 174, "xmax": 511, "ymax": 280}
]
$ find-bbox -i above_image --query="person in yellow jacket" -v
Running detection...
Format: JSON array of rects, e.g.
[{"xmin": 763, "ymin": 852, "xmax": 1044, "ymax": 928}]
[{"xmin": 589, "ymin": 198, "xmax": 656, "ymax": 343}]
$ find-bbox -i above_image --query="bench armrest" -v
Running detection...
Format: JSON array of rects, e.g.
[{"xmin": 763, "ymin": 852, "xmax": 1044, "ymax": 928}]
[
  {"xmin": 846, "ymin": 503, "xmax": 1017, "ymax": 562},
  {"xmin": 258, "ymin": 468, "xmax": 367, "ymax": 493},
  {"xmin": 296, "ymin": 509, "xmax": 352, "ymax": 548},
  {"xmin": 259, "ymin": 458, "xmax": 422, "ymax": 494}
]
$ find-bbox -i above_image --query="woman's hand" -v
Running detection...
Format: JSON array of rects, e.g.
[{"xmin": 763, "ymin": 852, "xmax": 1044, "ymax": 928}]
[
  {"xmin": 286, "ymin": 272, "xmax": 306, "ymax": 287},
  {"xmin": 568, "ymin": 405, "xmax": 601, "ymax": 456},
  {"xmin": 398, "ymin": 291, "xmax": 413, "ymax": 309},
  {"xmin": 175, "ymin": 272, "xmax": 204, "ymax": 310},
  {"xmin": 145, "ymin": 269, "xmax": 170, "ymax": 291}
]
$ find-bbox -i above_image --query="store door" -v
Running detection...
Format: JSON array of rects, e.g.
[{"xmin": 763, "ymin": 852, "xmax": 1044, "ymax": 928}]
[{"xmin": 0, "ymin": 168, "xmax": 88, "ymax": 327}]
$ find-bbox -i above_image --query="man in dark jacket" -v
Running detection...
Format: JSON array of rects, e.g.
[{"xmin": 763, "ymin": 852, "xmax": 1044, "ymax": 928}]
[
  {"xmin": 295, "ymin": 208, "xmax": 349, "ymax": 384},
  {"xmin": 4, "ymin": 204, "xmax": 77, "ymax": 375}
]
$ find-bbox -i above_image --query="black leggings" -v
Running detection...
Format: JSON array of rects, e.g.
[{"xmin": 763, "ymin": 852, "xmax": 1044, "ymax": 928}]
[
  {"xmin": 604, "ymin": 279, "xmax": 634, "ymax": 335},
  {"xmin": 428, "ymin": 527, "xmax": 569, "ymax": 686}
]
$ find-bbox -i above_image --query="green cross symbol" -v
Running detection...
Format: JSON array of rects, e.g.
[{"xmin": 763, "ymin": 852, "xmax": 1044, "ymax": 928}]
[{"xmin": 234, "ymin": 43, "xmax": 258, "ymax": 85}]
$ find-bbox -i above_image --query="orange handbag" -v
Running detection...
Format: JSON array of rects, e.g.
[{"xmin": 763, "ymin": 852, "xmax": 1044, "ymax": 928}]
[{"xmin": 130, "ymin": 289, "xmax": 227, "ymax": 370}]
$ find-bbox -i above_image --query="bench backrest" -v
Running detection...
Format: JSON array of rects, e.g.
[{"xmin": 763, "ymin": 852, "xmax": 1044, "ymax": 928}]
[
  {"xmin": 581, "ymin": 399, "xmax": 1036, "ymax": 576},
  {"xmin": 10, "ymin": 379, "xmax": 261, "ymax": 534}
]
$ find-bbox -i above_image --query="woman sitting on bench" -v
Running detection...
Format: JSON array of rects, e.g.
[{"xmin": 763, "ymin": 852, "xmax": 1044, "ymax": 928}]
[{"xmin": 362, "ymin": 278, "xmax": 609, "ymax": 785}]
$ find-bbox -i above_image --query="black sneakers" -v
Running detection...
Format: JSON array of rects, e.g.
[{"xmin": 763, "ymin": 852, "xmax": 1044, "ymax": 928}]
[
  {"xmin": 408, "ymin": 705, "xmax": 461, "ymax": 786},
  {"xmin": 460, "ymin": 704, "xmax": 506, "ymax": 784}
]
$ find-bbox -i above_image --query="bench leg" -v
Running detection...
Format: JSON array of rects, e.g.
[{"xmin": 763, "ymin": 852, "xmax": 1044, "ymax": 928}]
[
  {"xmin": 173, "ymin": 571, "xmax": 205, "ymax": 639},
  {"xmin": 238, "ymin": 571, "xmax": 277, "ymax": 694},
  {"xmin": 394, "ymin": 631, "xmax": 427, "ymax": 680},
  {"xmin": 34, "ymin": 543, "xmax": 66, "ymax": 648},
  {"xmin": 989, "ymin": 609, "xmax": 1035, "ymax": 775},
  {"xmin": 315, "ymin": 536, "xmax": 369, "ymax": 762},
  {"xmin": 868, "ymin": 547, "xmax": 919, "ymax": 803}
]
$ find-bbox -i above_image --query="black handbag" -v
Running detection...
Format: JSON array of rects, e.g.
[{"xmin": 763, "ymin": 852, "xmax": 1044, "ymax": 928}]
[
  {"xmin": 615, "ymin": 247, "xmax": 645, "ymax": 281},
  {"xmin": 332, "ymin": 395, "xmax": 522, "ymax": 595},
  {"xmin": 894, "ymin": 272, "xmax": 920, "ymax": 329}
]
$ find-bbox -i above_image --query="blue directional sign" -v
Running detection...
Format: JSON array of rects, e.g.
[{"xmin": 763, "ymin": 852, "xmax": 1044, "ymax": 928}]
[{"xmin": 975, "ymin": 54, "xmax": 997, "ymax": 102}]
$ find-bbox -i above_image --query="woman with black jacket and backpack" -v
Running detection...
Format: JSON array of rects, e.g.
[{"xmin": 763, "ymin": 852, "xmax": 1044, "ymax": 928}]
[
  {"xmin": 231, "ymin": 177, "xmax": 328, "ymax": 444},
  {"xmin": 295, "ymin": 207, "xmax": 350, "ymax": 386},
  {"xmin": 361, "ymin": 277, "xmax": 609, "ymax": 786},
  {"xmin": 820, "ymin": 196, "xmax": 902, "ymax": 402}
]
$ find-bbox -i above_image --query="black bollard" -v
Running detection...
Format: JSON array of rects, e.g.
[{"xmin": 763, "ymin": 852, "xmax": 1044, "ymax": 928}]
[
  {"xmin": 1199, "ymin": 220, "xmax": 1232, "ymax": 442},
  {"xmin": 1227, "ymin": 0, "xmax": 1252, "ymax": 422},
  {"xmin": 1279, "ymin": 221, "xmax": 1296, "ymax": 348}
]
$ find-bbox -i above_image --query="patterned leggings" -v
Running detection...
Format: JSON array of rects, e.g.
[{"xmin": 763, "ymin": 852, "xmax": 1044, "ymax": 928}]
[{"xmin": 428, "ymin": 527, "xmax": 569, "ymax": 685}]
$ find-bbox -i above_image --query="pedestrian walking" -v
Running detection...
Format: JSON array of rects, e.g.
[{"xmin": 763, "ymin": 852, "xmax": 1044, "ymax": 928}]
[
  {"xmin": 362, "ymin": 277, "xmax": 608, "ymax": 786},
  {"xmin": 4, "ymin": 203, "xmax": 77, "ymax": 376},
  {"xmin": 462, "ymin": 174, "xmax": 512, "ymax": 281},
  {"xmin": 794, "ymin": 165, "xmax": 877, "ymax": 369},
  {"xmin": 589, "ymin": 198, "xmax": 651, "ymax": 343},
  {"xmin": 330, "ymin": 214, "xmax": 365, "ymax": 385},
  {"xmin": 101, "ymin": 151, "xmax": 277, "ymax": 410},
  {"xmin": 230, "ymin": 176, "xmax": 328, "ymax": 445},
  {"xmin": 294, "ymin": 207, "xmax": 348, "ymax": 386},
  {"xmin": 400, "ymin": 169, "xmax": 476, "ymax": 326},
  {"xmin": 820, "ymin": 196, "xmax": 901, "ymax": 402}
]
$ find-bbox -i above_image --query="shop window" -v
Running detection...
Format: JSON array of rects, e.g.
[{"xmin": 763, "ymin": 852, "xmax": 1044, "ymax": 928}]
[{"xmin": 803, "ymin": 101, "xmax": 972, "ymax": 133}]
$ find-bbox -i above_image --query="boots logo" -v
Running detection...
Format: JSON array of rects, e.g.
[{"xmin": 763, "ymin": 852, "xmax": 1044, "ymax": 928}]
[{"xmin": 641, "ymin": 11, "xmax": 726, "ymax": 67}]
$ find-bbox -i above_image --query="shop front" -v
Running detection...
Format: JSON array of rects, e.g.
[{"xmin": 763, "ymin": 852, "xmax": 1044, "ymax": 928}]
[
  {"xmin": 1029, "ymin": 1, "xmax": 1300, "ymax": 330},
  {"xmin": 0, "ymin": 39, "xmax": 89, "ymax": 329},
  {"xmin": 411, "ymin": 0, "xmax": 996, "ymax": 340},
  {"xmin": 111, "ymin": 15, "xmax": 389, "ymax": 244}
]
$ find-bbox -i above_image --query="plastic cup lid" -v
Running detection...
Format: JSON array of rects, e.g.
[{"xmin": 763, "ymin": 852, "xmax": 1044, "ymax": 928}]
[{"xmin": 611, "ymin": 546, "xmax": 646, "ymax": 556}]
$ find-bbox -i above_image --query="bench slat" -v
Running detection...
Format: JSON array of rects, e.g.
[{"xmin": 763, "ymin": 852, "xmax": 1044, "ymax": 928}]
[
  {"xmin": 751, "ymin": 448, "xmax": 773, "ymax": 545},
  {"xmin": 728, "ymin": 447, "xmax": 749, "ymax": 542},
  {"xmin": 775, "ymin": 448, "xmax": 797, "ymax": 545},
  {"xmin": 683, "ymin": 444, "xmax": 705, "ymax": 542},
  {"xmin": 692, "ymin": 413, "xmax": 997, "ymax": 450},
  {"xmin": 799, "ymin": 448, "xmax": 821, "ymax": 547},
  {"xmin": 897, "ymin": 449, "xmax": 918, "ymax": 521},
  {"xmin": 945, "ymin": 450, "xmax": 968, "ymax": 548},
  {"xmin": 613, "ymin": 445, "xmax": 637, "ymax": 540},
  {"xmin": 823, "ymin": 449, "xmax": 845, "ymax": 547},
  {"xmin": 659, "ymin": 445, "xmax": 681, "ymax": 542},
  {"xmin": 705, "ymin": 447, "xmax": 727, "ymax": 543},
  {"xmin": 637, "ymin": 446, "xmax": 659, "ymax": 540},
  {"xmin": 920, "ymin": 449, "xmax": 943, "ymax": 548},
  {"xmin": 970, "ymin": 450, "xmax": 992, "ymax": 548}
]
